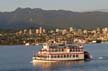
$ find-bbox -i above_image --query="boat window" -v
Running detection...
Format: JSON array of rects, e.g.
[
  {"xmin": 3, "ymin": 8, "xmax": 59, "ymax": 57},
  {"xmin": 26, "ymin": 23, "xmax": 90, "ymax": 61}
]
[
  {"xmin": 60, "ymin": 49, "xmax": 63, "ymax": 52},
  {"xmin": 78, "ymin": 49, "xmax": 80, "ymax": 52},
  {"xmin": 62, "ymin": 55, "xmax": 64, "ymax": 58},
  {"xmin": 80, "ymin": 49, "xmax": 83, "ymax": 52},
  {"xmin": 51, "ymin": 55, "xmax": 53, "ymax": 58},
  {"xmin": 77, "ymin": 48, "xmax": 80, "ymax": 52},
  {"xmin": 55, "ymin": 49, "xmax": 58, "ymax": 52},
  {"xmin": 69, "ymin": 55, "xmax": 72, "ymax": 58},
  {"xmin": 59, "ymin": 49, "xmax": 62, "ymax": 52},
  {"xmin": 73, "ymin": 55, "xmax": 75, "ymax": 58},
  {"xmin": 73, "ymin": 49, "xmax": 75, "ymax": 52},
  {"xmin": 64, "ymin": 55, "xmax": 66, "ymax": 58},
  {"xmin": 76, "ymin": 55, "xmax": 79, "ymax": 58},
  {"xmin": 53, "ymin": 55, "xmax": 55, "ymax": 58},
  {"xmin": 70, "ymin": 49, "xmax": 72, "ymax": 52},
  {"xmin": 52, "ymin": 49, "xmax": 55, "ymax": 52},
  {"xmin": 57, "ymin": 55, "xmax": 59, "ymax": 58},
  {"xmin": 67, "ymin": 54, "xmax": 69, "ymax": 57},
  {"xmin": 75, "ymin": 49, "xmax": 77, "ymax": 52},
  {"xmin": 70, "ymin": 49, "xmax": 74, "ymax": 52},
  {"xmin": 70, "ymin": 54, "xmax": 72, "ymax": 57},
  {"xmin": 60, "ymin": 55, "xmax": 62, "ymax": 58},
  {"xmin": 49, "ymin": 50, "xmax": 52, "ymax": 52},
  {"xmin": 51, "ymin": 49, "xmax": 61, "ymax": 52},
  {"xmin": 54, "ymin": 55, "xmax": 57, "ymax": 58}
]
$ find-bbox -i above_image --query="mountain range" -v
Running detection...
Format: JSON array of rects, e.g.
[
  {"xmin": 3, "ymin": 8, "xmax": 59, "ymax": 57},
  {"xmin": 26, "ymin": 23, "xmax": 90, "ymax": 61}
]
[{"xmin": 0, "ymin": 8, "xmax": 108, "ymax": 30}]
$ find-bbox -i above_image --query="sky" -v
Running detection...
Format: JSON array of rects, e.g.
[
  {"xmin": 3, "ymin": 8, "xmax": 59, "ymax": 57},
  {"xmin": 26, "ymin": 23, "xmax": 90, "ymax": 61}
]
[{"xmin": 0, "ymin": 0, "xmax": 108, "ymax": 12}]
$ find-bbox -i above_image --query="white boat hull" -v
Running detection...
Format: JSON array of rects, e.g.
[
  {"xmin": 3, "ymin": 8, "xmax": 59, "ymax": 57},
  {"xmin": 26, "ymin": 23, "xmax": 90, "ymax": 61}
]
[
  {"xmin": 32, "ymin": 59, "xmax": 56, "ymax": 63},
  {"xmin": 32, "ymin": 57, "xmax": 84, "ymax": 63}
]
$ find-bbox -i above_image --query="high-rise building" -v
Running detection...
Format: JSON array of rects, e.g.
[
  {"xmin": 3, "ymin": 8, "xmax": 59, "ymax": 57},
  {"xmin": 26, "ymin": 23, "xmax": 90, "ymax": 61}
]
[
  {"xmin": 29, "ymin": 29, "xmax": 32, "ymax": 35},
  {"xmin": 35, "ymin": 29, "xmax": 39, "ymax": 34},
  {"xmin": 24, "ymin": 29, "xmax": 27, "ymax": 34},
  {"xmin": 39, "ymin": 27, "xmax": 42, "ymax": 34},
  {"xmin": 69, "ymin": 27, "xmax": 74, "ymax": 32},
  {"xmin": 56, "ymin": 28, "xmax": 60, "ymax": 33}
]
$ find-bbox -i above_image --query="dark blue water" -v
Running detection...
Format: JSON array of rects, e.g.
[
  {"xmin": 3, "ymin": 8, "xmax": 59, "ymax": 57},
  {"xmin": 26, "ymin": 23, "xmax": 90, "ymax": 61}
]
[{"xmin": 0, "ymin": 43, "xmax": 108, "ymax": 71}]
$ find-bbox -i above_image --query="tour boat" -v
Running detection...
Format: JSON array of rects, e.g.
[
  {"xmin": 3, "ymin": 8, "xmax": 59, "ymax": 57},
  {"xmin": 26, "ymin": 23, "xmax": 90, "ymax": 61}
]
[{"xmin": 32, "ymin": 41, "xmax": 91, "ymax": 63}]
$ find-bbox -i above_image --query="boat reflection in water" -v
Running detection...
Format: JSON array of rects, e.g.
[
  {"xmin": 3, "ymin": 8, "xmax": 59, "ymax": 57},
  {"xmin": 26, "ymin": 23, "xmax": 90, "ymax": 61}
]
[{"xmin": 32, "ymin": 60, "xmax": 84, "ymax": 68}]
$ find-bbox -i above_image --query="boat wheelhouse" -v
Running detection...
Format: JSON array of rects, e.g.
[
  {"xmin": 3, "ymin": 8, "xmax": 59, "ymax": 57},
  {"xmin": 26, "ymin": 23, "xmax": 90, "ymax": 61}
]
[{"xmin": 32, "ymin": 41, "xmax": 87, "ymax": 62}]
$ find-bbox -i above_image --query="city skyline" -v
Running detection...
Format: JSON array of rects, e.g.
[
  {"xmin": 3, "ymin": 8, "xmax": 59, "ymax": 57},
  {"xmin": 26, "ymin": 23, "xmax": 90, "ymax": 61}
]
[{"xmin": 0, "ymin": 0, "xmax": 108, "ymax": 12}]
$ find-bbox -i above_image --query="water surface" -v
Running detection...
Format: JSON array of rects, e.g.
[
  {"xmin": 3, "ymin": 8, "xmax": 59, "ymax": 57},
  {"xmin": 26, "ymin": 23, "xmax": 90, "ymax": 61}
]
[{"xmin": 0, "ymin": 43, "xmax": 108, "ymax": 71}]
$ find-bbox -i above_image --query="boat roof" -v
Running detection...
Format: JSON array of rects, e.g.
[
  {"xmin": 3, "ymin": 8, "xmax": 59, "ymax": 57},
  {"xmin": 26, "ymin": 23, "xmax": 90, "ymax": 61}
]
[{"xmin": 49, "ymin": 43, "xmax": 79, "ymax": 48}]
